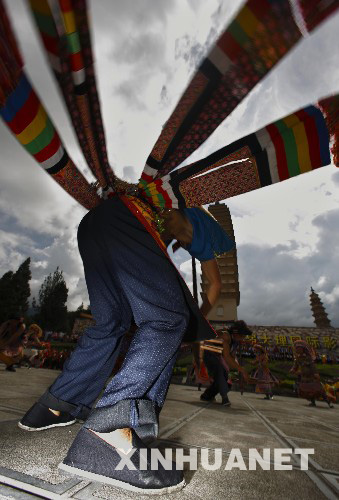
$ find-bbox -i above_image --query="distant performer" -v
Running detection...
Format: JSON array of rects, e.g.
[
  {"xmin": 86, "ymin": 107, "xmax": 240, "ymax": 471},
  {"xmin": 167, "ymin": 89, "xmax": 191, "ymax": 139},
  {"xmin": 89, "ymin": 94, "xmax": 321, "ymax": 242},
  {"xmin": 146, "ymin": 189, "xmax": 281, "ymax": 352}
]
[
  {"xmin": 22, "ymin": 324, "xmax": 43, "ymax": 367},
  {"xmin": 0, "ymin": 318, "xmax": 26, "ymax": 372},
  {"xmin": 291, "ymin": 340, "xmax": 335, "ymax": 408},
  {"xmin": 251, "ymin": 344, "xmax": 279, "ymax": 400},
  {"xmin": 200, "ymin": 320, "xmax": 251, "ymax": 406}
]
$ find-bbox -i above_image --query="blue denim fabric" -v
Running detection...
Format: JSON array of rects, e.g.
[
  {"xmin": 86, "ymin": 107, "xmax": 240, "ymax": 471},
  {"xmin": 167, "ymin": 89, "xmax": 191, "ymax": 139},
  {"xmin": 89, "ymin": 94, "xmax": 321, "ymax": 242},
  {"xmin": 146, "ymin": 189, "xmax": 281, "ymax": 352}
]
[{"xmin": 47, "ymin": 197, "xmax": 189, "ymax": 431}]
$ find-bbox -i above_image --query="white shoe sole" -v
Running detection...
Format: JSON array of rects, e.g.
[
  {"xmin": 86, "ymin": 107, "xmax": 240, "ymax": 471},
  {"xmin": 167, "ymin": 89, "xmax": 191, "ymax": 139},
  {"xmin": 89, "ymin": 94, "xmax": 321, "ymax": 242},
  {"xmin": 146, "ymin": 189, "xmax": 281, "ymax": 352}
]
[
  {"xmin": 58, "ymin": 462, "xmax": 186, "ymax": 495},
  {"xmin": 18, "ymin": 419, "xmax": 76, "ymax": 431}
]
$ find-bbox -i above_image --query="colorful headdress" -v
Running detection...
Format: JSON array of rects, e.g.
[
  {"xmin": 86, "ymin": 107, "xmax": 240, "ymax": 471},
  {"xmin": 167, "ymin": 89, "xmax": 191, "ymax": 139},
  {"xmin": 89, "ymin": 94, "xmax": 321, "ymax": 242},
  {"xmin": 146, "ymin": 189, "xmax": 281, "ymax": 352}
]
[{"xmin": 293, "ymin": 339, "xmax": 316, "ymax": 361}]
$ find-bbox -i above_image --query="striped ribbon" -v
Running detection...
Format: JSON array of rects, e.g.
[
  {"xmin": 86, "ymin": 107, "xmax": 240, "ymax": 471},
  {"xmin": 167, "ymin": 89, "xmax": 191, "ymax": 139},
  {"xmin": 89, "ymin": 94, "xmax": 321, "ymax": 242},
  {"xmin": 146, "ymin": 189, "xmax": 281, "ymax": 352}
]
[
  {"xmin": 141, "ymin": 0, "xmax": 304, "ymax": 184},
  {"xmin": 137, "ymin": 99, "xmax": 335, "ymax": 208},
  {"xmin": 28, "ymin": 0, "xmax": 114, "ymax": 188},
  {"xmin": 140, "ymin": 0, "xmax": 338, "ymax": 186},
  {"xmin": 1, "ymin": 0, "xmax": 338, "ymax": 213},
  {"xmin": 0, "ymin": 1, "xmax": 100, "ymax": 210}
]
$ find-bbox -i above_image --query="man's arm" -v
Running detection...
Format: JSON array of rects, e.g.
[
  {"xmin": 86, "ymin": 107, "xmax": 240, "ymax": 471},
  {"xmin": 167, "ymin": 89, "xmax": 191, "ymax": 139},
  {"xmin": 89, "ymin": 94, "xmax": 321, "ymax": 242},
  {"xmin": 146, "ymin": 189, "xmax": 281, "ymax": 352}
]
[
  {"xmin": 221, "ymin": 332, "xmax": 249, "ymax": 382},
  {"xmin": 200, "ymin": 259, "xmax": 222, "ymax": 317}
]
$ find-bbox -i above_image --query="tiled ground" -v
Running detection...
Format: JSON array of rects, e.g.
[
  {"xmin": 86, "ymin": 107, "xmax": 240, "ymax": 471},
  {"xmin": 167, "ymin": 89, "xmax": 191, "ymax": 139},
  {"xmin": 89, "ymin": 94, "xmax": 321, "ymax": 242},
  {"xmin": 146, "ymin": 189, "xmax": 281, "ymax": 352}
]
[{"xmin": 0, "ymin": 366, "xmax": 338, "ymax": 499}]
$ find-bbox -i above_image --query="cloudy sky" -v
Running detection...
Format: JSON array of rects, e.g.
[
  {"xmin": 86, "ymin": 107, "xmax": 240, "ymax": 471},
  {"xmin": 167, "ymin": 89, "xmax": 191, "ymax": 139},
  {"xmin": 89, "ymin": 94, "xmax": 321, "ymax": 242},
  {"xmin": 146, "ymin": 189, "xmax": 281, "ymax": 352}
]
[{"xmin": 1, "ymin": 0, "xmax": 338, "ymax": 327}]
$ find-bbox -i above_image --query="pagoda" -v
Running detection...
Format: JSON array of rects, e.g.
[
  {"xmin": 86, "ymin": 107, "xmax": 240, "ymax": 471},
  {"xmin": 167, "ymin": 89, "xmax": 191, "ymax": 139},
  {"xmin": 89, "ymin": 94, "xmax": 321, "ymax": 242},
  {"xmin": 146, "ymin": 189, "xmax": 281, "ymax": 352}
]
[
  {"xmin": 309, "ymin": 287, "xmax": 332, "ymax": 328},
  {"xmin": 200, "ymin": 202, "xmax": 240, "ymax": 322}
]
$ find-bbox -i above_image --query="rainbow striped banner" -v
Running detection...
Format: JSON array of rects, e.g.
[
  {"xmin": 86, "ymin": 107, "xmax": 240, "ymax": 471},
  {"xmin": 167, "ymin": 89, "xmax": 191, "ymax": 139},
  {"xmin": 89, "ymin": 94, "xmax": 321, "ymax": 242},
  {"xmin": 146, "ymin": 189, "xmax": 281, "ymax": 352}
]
[
  {"xmin": 137, "ymin": 99, "xmax": 335, "ymax": 209},
  {"xmin": 28, "ymin": 0, "xmax": 114, "ymax": 188},
  {"xmin": 141, "ymin": 0, "xmax": 303, "ymax": 183},
  {"xmin": 0, "ymin": 70, "xmax": 99, "ymax": 209},
  {"xmin": 1, "ymin": 0, "xmax": 338, "ymax": 214}
]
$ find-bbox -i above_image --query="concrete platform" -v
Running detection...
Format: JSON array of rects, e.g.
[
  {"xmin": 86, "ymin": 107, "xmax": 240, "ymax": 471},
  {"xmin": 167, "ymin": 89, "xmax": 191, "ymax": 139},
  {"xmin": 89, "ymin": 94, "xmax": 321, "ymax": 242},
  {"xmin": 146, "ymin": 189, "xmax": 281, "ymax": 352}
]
[{"xmin": 0, "ymin": 366, "xmax": 338, "ymax": 499}]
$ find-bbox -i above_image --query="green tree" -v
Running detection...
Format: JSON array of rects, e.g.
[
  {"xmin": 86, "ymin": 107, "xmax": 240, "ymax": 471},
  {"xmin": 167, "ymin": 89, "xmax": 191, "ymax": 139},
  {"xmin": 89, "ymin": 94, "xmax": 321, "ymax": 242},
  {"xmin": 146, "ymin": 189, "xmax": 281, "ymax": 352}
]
[
  {"xmin": 66, "ymin": 303, "xmax": 83, "ymax": 334},
  {"xmin": 0, "ymin": 270, "xmax": 15, "ymax": 322},
  {"xmin": 12, "ymin": 258, "xmax": 31, "ymax": 317},
  {"xmin": 77, "ymin": 302, "xmax": 85, "ymax": 312},
  {"xmin": 31, "ymin": 296, "xmax": 38, "ymax": 312},
  {"xmin": 37, "ymin": 267, "xmax": 68, "ymax": 331},
  {"xmin": 0, "ymin": 258, "xmax": 32, "ymax": 321}
]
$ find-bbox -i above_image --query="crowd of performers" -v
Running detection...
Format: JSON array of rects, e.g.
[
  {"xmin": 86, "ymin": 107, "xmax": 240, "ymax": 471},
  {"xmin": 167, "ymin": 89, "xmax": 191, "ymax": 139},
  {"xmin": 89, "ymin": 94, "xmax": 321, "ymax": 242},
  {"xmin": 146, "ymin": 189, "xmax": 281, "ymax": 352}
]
[
  {"xmin": 0, "ymin": 318, "xmax": 43, "ymax": 371},
  {"xmin": 194, "ymin": 328, "xmax": 337, "ymax": 408},
  {"xmin": 1, "ymin": 317, "xmax": 337, "ymax": 409},
  {"xmin": 0, "ymin": 318, "xmax": 71, "ymax": 371}
]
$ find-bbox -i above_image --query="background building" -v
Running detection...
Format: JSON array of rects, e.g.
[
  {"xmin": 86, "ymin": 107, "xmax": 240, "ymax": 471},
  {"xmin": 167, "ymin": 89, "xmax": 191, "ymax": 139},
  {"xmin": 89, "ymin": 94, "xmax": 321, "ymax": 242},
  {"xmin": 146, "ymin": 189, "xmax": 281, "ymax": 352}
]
[
  {"xmin": 310, "ymin": 287, "xmax": 333, "ymax": 328},
  {"xmin": 201, "ymin": 202, "xmax": 240, "ymax": 322}
]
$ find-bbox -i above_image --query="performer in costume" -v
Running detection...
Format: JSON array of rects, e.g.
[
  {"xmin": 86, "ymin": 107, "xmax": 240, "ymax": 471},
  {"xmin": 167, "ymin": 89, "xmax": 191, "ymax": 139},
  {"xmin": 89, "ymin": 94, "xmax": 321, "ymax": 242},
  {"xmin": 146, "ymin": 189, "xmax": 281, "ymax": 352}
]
[
  {"xmin": 0, "ymin": 318, "xmax": 26, "ymax": 372},
  {"xmin": 251, "ymin": 344, "xmax": 279, "ymax": 400},
  {"xmin": 19, "ymin": 195, "xmax": 234, "ymax": 493},
  {"xmin": 290, "ymin": 340, "xmax": 335, "ymax": 408},
  {"xmin": 22, "ymin": 324, "xmax": 43, "ymax": 367},
  {"xmin": 200, "ymin": 321, "xmax": 251, "ymax": 406}
]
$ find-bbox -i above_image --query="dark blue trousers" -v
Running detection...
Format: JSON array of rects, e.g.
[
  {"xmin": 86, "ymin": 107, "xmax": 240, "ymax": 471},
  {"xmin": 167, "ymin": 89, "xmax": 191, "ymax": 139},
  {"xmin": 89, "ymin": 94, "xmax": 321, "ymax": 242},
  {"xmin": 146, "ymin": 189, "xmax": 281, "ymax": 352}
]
[
  {"xmin": 41, "ymin": 197, "xmax": 189, "ymax": 438},
  {"xmin": 202, "ymin": 350, "xmax": 230, "ymax": 399}
]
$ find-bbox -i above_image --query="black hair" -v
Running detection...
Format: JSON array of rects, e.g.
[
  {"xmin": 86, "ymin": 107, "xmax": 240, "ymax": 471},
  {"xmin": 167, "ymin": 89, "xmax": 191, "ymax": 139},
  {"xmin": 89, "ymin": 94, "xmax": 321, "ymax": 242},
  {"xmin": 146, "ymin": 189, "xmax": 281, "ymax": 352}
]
[{"xmin": 228, "ymin": 320, "xmax": 252, "ymax": 336}]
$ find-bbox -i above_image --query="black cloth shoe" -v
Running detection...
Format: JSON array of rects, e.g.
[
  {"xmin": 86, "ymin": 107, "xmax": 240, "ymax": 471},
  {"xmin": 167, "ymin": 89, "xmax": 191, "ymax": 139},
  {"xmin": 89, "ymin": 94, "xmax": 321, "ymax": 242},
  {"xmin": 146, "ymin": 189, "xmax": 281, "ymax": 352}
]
[
  {"xmin": 18, "ymin": 402, "xmax": 76, "ymax": 431},
  {"xmin": 221, "ymin": 396, "xmax": 231, "ymax": 407},
  {"xmin": 200, "ymin": 393, "xmax": 216, "ymax": 402},
  {"xmin": 5, "ymin": 365, "xmax": 16, "ymax": 372},
  {"xmin": 59, "ymin": 427, "xmax": 185, "ymax": 494}
]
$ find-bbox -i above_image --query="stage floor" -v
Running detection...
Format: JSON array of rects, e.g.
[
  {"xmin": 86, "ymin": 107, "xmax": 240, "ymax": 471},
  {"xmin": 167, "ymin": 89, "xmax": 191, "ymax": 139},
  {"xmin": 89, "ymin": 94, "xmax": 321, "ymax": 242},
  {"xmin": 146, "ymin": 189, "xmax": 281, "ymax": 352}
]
[{"xmin": 0, "ymin": 366, "xmax": 338, "ymax": 499}]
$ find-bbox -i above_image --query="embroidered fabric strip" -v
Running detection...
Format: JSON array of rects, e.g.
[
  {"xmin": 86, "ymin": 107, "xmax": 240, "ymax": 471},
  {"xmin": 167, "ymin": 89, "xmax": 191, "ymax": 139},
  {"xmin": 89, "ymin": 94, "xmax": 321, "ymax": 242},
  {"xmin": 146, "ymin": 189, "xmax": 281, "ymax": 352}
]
[
  {"xmin": 137, "ymin": 99, "xmax": 336, "ymax": 208},
  {"xmin": 28, "ymin": 0, "xmax": 114, "ymax": 187},
  {"xmin": 141, "ymin": 0, "xmax": 303, "ymax": 182},
  {"xmin": 1, "ymin": 0, "xmax": 338, "ymax": 214},
  {"xmin": 119, "ymin": 195, "xmax": 167, "ymax": 253},
  {"xmin": 0, "ymin": 2, "xmax": 99, "ymax": 210},
  {"xmin": 318, "ymin": 94, "xmax": 339, "ymax": 168}
]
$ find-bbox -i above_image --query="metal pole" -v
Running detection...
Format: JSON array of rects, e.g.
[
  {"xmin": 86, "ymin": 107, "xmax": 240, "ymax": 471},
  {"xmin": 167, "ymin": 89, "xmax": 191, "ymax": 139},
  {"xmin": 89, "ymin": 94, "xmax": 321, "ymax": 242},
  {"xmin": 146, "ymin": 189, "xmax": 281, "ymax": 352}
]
[{"xmin": 192, "ymin": 256, "xmax": 198, "ymax": 302}]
